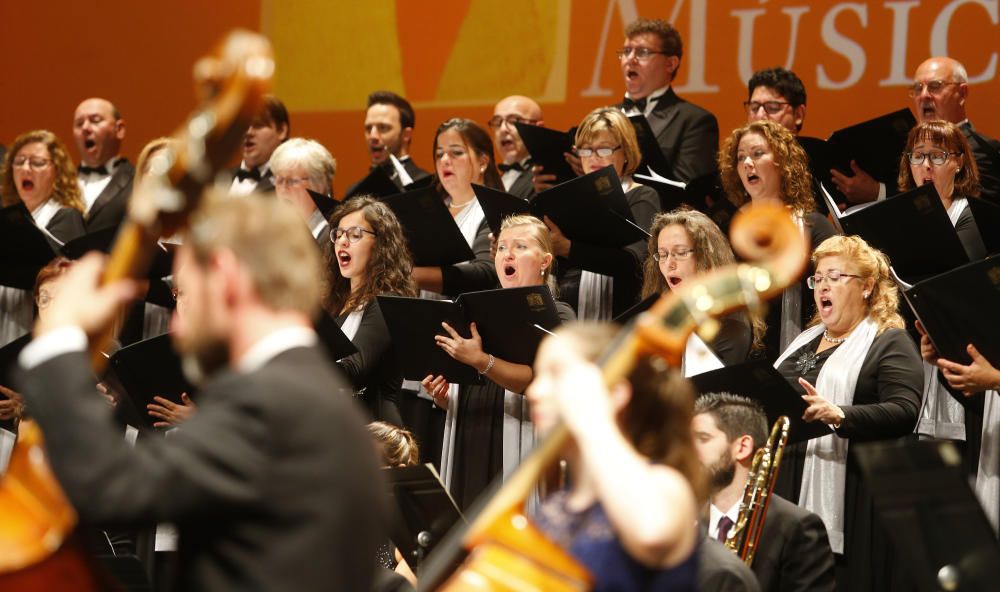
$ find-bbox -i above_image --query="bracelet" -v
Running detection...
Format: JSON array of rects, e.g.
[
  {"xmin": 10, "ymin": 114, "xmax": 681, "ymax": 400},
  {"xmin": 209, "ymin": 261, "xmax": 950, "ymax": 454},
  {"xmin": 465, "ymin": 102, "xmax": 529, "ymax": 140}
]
[{"xmin": 479, "ymin": 354, "xmax": 495, "ymax": 376}]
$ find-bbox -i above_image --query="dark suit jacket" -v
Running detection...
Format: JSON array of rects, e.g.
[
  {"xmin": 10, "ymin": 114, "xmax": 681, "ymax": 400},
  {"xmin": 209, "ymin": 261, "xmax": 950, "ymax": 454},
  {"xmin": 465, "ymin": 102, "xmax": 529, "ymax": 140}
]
[
  {"xmin": 84, "ymin": 159, "xmax": 135, "ymax": 233},
  {"xmin": 961, "ymin": 121, "xmax": 1000, "ymax": 206},
  {"xmin": 750, "ymin": 495, "xmax": 835, "ymax": 592},
  {"xmin": 506, "ymin": 169, "xmax": 535, "ymax": 200},
  {"xmin": 45, "ymin": 206, "xmax": 87, "ymax": 246},
  {"xmin": 18, "ymin": 344, "xmax": 383, "ymax": 592},
  {"xmin": 620, "ymin": 88, "xmax": 720, "ymax": 182},
  {"xmin": 345, "ymin": 157, "xmax": 432, "ymax": 196},
  {"xmin": 228, "ymin": 166, "xmax": 275, "ymax": 194},
  {"xmin": 697, "ymin": 538, "xmax": 762, "ymax": 592}
]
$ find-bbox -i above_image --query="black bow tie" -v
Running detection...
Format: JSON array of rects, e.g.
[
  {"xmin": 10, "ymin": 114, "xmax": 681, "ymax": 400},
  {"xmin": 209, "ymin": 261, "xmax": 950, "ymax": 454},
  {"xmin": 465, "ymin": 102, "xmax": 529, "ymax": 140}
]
[
  {"xmin": 79, "ymin": 164, "xmax": 109, "ymax": 176},
  {"xmin": 499, "ymin": 161, "xmax": 529, "ymax": 173},
  {"xmin": 236, "ymin": 167, "xmax": 261, "ymax": 182},
  {"xmin": 622, "ymin": 96, "xmax": 648, "ymax": 112}
]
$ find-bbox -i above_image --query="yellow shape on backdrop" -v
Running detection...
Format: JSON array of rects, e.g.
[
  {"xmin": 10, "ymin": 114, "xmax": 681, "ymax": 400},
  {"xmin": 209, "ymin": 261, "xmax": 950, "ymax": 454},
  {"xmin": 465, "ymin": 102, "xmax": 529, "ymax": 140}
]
[{"xmin": 263, "ymin": 0, "xmax": 406, "ymax": 111}]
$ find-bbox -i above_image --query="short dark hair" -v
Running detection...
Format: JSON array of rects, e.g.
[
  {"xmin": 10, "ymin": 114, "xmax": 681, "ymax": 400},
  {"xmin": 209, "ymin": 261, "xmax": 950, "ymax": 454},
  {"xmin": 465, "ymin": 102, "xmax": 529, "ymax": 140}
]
[
  {"xmin": 257, "ymin": 95, "xmax": 290, "ymax": 134},
  {"xmin": 748, "ymin": 68, "xmax": 807, "ymax": 107},
  {"xmin": 367, "ymin": 91, "xmax": 415, "ymax": 130},
  {"xmin": 624, "ymin": 18, "xmax": 683, "ymax": 59},
  {"xmin": 694, "ymin": 392, "xmax": 768, "ymax": 452}
]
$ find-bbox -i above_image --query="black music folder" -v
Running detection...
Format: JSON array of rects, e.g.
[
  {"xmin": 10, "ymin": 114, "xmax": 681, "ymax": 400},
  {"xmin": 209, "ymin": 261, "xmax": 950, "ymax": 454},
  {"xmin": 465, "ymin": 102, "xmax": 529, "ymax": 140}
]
[
  {"xmin": 895, "ymin": 255, "xmax": 1000, "ymax": 366},
  {"xmin": 533, "ymin": 166, "xmax": 649, "ymax": 247},
  {"xmin": 613, "ymin": 293, "xmax": 658, "ymax": 325},
  {"xmin": 853, "ymin": 440, "xmax": 1000, "ymax": 592},
  {"xmin": 107, "ymin": 333, "xmax": 194, "ymax": 431},
  {"xmin": 0, "ymin": 203, "xmax": 59, "ymax": 289},
  {"xmin": 471, "ymin": 184, "xmax": 531, "ymax": 236},
  {"xmin": 824, "ymin": 183, "xmax": 968, "ymax": 282},
  {"xmin": 61, "ymin": 228, "xmax": 177, "ymax": 283},
  {"xmin": 968, "ymin": 197, "xmax": 1000, "ymax": 255},
  {"xmin": 378, "ymin": 286, "xmax": 563, "ymax": 384},
  {"xmin": 633, "ymin": 170, "xmax": 721, "ymax": 213},
  {"xmin": 385, "ymin": 464, "xmax": 464, "ymax": 570},
  {"xmin": 799, "ymin": 108, "xmax": 916, "ymax": 187},
  {"xmin": 514, "ymin": 122, "xmax": 576, "ymax": 184},
  {"xmin": 628, "ymin": 114, "xmax": 671, "ymax": 178},
  {"xmin": 315, "ymin": 311, "xmax": 360, "ymax": 362},
  {"xmin": 381, "ymin": 186, "xmax": 475, "ymax": 267},
  {"xmin": 690, "ymin": 359, "xmax": 832, "ymax": 444},
  {"xmin": 345, "ymin": 165, "xmax": 402, "ymax": 199},
  {"xmin": 306, "ymin": 188, "xmax": 338, "ymax": 220}
]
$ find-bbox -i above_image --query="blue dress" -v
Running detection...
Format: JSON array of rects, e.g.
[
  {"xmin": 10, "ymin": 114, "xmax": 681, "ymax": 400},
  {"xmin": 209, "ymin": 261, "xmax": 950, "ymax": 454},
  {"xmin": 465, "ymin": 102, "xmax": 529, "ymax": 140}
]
[{"xmin": 533, "ymin": 491, "xmax": 699, "ymax": 591}]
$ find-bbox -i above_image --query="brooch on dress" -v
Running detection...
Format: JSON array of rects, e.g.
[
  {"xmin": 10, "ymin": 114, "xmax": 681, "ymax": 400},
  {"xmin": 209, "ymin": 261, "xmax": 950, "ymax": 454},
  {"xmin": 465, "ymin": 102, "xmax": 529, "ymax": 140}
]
[{"xmin": 794, "ymin": 350, "xmax": 818, "ymax": 375}]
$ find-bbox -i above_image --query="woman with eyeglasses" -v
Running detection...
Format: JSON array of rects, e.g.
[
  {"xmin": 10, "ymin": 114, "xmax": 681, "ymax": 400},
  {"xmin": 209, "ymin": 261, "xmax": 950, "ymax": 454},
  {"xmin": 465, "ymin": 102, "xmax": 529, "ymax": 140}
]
[
  {"xmin": 0, "ymin": 130, "xmax": 87, "ymax": 347},
  {"xmin": 422, "ymin": 215, "xmax": 575, "ymax": 510},
  {"xmin": 328, "ymin": 196, "xmax": 417, "ymax": 427},
  {"xmin": 771, "ymin": 234, "xmax": 921, "ymax": 592},
  {"xmin": 719, "ymin": 120, "xmax": 838, "ymax": 362},
  {"xmin": 545, "ymin": 107, "xmax": 659, "ymax": 320},
  {"xmin": 269, "ymin": 138, "xmax": 337, "ymax": 245},
  {"xmin": 640, "ymin": 209, "xmax": 762, "ymax": 373}
]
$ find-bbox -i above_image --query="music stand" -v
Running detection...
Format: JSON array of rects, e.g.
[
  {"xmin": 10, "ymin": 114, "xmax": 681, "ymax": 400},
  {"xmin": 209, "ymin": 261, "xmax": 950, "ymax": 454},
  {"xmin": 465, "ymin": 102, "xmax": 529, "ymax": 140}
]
[
  {"xmin": 385, "ymin": 464, "xmax": 464, "ymax": 572},
  {"xmin": 854, "ymin": 440, "xmax": 1000, "ymax": 592}
]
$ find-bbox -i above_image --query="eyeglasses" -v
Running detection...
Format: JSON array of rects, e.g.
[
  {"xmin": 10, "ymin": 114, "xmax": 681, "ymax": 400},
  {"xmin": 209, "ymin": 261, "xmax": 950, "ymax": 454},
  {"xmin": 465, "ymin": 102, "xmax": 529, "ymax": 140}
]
[
  {"xmin": 907, "ymin": 80, "xmax": 961, "ymax": 97},
  {"xmin": 13, "ymin": 157, "xmax": 52, "ymax": 171},
  {"xmin": 616, "ymin": 47, "xmax": 669, "ymax": 61},
  {"xmin": 743, "ymin": 100, "xmax": 791, "ymax": 115},
  {"xmin": 807, "ymin": 270, "xmax": 864, "ymax": 289},
  {"xmin": 576, "ymin": 146, "xmax": 622, "ymax": 158},
  {"xmin": 652, "ymin": 247, "xmax": 695, "ymax": 262},
  {"xmin": 907, "ymin": 150, "xmax": 960, "ymax": 166},
  {"xmin": 487, "ymin": 115, "xmax": 537, "ymax": 130},
  {"xmin": 274, "ymin": 176, "xmax": 311, "ymax": 188},
  {"xmin": 330, "ymin": 226, "xmax": 377, "ymax": 244}
]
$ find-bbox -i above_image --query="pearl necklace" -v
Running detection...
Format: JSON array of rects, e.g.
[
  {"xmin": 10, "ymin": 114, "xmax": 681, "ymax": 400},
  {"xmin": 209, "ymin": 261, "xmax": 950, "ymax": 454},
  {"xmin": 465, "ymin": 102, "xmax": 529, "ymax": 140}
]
[
  {"xmin": 448, "ymin": 199, "xmax": 474, "ymax": 209},
  {"xmin": 823, "ymin": 330, "xmax": 848, "ymax": 344}
]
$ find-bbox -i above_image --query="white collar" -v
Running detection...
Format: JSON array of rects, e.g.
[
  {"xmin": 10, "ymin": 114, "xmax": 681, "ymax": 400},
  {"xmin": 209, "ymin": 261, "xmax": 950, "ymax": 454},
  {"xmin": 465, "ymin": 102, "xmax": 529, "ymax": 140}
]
[
  {"xmin": 625, "ymin": 85, "xmax": 671, "ymax": 104},
  {"xmin": 79, "ymin": 156, "xmax": 121, "ymax": 176},
  {"xmin": 237, "ymin": 325, "xmax": 317, "ymax": 373}
]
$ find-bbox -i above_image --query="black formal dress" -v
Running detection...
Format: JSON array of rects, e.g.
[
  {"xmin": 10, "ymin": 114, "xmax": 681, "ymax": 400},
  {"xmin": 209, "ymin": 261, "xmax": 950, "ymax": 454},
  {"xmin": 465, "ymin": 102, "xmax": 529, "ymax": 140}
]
[
  {"xmin": 439, "ymin": 217, "xmax": 499, "ymax": 298},
  {"xmin": 17, "ymin": 341, "xmax": 383, "ymax": 592},
  {"xmin": 336, "ymin": 299, "xmax": 404, "ymax": 427},
  {"xmin": 82, "ymin": 159, "xmax": 135, "ymax": 234},
  {"xmin": 773, "ymin": 328, "xmax": 922, "ymax": 592},
  {"xmin": 617, "ymin": 88, "xmax": 720, "ymax": 183},
  {"xmin": 447, "ymin": 300, "xmax": 575, "ymax": 510},
  {"xmin": 558, "ymin": 184, "xmax": 659, "ymax": 319}
]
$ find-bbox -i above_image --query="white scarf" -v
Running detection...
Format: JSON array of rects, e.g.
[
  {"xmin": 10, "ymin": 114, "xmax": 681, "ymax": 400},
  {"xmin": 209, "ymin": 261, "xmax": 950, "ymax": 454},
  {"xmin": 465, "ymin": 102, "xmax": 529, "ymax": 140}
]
[
  {"xmin": 501, "ymin": 389, "xmax": 534, "ymax": 480},
  {"xmin": 976, "ymin": 391, "xmax": 1000, "ymax": 535},
  {"xmin": 578, "ymin": 272, "xmax": 613, "ymax": 321},
  {"xmin": 774, "ymin": 316, "xmax": 880, "ymax": 553},
  {"xmin": 682, "ymin": 333, "xmax": 724, "ymax": 377},
  {"xmin": 779, "ymin": 213, "xmax": 807, "ymax": 352}
]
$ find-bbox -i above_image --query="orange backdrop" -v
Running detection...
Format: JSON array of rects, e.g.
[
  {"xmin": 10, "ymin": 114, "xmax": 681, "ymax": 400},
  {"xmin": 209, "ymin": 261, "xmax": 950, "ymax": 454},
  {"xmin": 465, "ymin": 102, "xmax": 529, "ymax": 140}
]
[{"xmin": 2, "ymin": 0, "xmax": 997, "ymax": 198}]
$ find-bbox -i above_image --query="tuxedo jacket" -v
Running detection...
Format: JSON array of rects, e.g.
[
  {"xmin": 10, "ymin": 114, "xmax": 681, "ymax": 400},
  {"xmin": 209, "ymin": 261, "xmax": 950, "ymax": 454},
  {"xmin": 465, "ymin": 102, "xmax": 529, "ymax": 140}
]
[
  {"xmin": 962, "ymin": 121, "xmax": 1000, "ymax": 206},
  {"xmin": 750, "ymin": 495, "xmax": 835, "ymax": 592},
  {"xmin": 46, "ymin": 205, "xmax": 87, "ymax": 246},
  {"xmin": 227, "ymin": 167, "xmax": 275, "ymax": 194},
  {"xmin": 84, "ymin": 159, "xmax": 135, "ymax": 234},
  {"xmin": 17, "ymin": 344, "xmax": 383, "ymax": 592},
  {"xmin": 619, "ymin": 87, "xmax": 720, "ymax": 182},
  {"xmin": 697, "ymin": 537, "xmax": 762, "ymax": 592},
  {"xmin": 506, "ymin": 169, "xmax": 535, "ymax": 200},
  {"xmin": 345, "ymin": 157, "xmax": 432, "ymax": 197}
]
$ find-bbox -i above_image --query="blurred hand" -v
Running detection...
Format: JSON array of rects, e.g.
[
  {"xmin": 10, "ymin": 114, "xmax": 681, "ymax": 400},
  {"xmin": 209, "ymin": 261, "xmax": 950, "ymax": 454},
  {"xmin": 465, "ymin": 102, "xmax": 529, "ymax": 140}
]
[
  {"xmin": 96, "ymin": 382, "xmax": 118, "ymax": 408},
  {"xmin": 937, "ymin": 344, "xmax": 1000, "ymax": 397},
  {"xmin": 0, "ymin": 385, "xmax": 25, "ymax": 421},
  {"xmin": 564, "ymin": 152, "xmax": 584, "ymax": 177},
  {"xmin": 421, "ymin": 375, "xmax": 450, "ymax": 410},
  {"xmin": 531, "ymin": 165, "xmax": 557, "ymax": 194},
  {"xmin": 147, "ymin": 392, "xmax": 196, "ymax": 428},
  {"xmin": 829, "ymin": 161, "xmax": 879, "ymax": 205},
  {"xmin": 915, "ymin": 321, "xmax": 939, "ymax": 365}
]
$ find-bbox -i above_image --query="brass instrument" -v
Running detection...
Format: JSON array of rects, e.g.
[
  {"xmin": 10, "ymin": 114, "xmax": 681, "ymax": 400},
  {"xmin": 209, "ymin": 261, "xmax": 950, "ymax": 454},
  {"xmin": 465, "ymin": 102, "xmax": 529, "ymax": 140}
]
[{"xmin": 724, "ymin": 416, "xmax": 791, "ymax": 566}]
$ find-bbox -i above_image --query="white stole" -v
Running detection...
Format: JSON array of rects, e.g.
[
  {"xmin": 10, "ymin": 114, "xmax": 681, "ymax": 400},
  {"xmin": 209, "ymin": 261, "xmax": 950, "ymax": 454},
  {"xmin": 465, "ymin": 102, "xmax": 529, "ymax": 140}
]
[
  {"xmin": 577, "ymin": 272, "xmax": 613, "ymax": 321},
  {"xmin": 773, "ymin": 316, "xmax": 879, "ymax": 553},
  {"xmin": 976, "ymin": 390, "xmax": 1000, "ymax": 535}
]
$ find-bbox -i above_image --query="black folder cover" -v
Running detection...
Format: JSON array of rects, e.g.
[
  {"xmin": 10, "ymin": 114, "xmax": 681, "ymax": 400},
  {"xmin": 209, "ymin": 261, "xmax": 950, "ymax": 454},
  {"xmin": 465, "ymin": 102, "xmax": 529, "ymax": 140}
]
[
  {"xmin": 0, "ymin": 204, "xmax": 58, "ymax": 289},
  {"xmin": 315, "ymin": 312, "xmax": 360, "ymax": 362},
  {"xmin": 898, "ymin": 255, "xmax": 1000, "ymax": 366},
  {"xmin": 690, "ymin": 359, "xmax": 832, "ymax": 444},
  {"xmin": 381, "ymin": 186, "xmax": 475, "ymax": 267},
  {"xmin": 107, "ymin": 333, "xmax": 194, "ymax": 430},
  {"xmin": 800, "ymin": 108, "xmax": 916, "ymax": 184},
  {"xmin": 968, "ymin": 197, "xmax": 1000, "ymax": 255},
  {"xmin": 471, "ymin": 184, "xmax": 531, "ymax": 236},
  {"xmin": 514, "ymin": 122, "xmax": 576, "ymax": 184},
  {"xmin": 345, "ymin": 165, "xmax": 401, "ymax": 199},
  {"xmin": 613, "ymin": 293, "xmax": 658, "ymax": 325},
  {"xmin": 385, "ymin": 464, "xmax": 464, "ymax": 570},
  {"xmin": 628, "ymin": 114, "xmax": 671, "ymax": 178},
  {"xmin": 60, "ymin": 228, "xmax": 176, "ymax": 282},
  {"xmin": 826, "ymin": 183, "xmax": 968, "ymax": 281},
  {"xmin": 306, "ymin": 188, "xmax": 338, "ymax": 220},
  {"xmin": 533, "ymin": 166, "xmax": 649, "ymax": 247},
  {"xmin": 377, "ymin": 286, "xmax": 562, "ymax": 384},
  {"xmin": 633, "ymin": 170, "xmax": 721, "ymax": 213}
]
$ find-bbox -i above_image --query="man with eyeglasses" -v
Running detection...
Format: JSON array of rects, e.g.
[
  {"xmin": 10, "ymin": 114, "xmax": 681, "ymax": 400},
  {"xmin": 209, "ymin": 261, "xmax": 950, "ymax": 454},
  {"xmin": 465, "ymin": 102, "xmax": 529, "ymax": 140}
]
[
  {"xmin": 616, "ymin": 17, "xmax": 718, "ymax": 183},
  {"xmin": 73, "ymin": 97, "xmax": 134, "ymax": 234},
  {"xmin": 830, "ymin": 57, "xmax": 1000, "ymax": 206},
  {"xmin": 489, "ymin": 95, "xmax": 543, "ymax": 199},
  {"xmin": 345, "ymin": 90, "xmax": 431, "ymax": 196}
]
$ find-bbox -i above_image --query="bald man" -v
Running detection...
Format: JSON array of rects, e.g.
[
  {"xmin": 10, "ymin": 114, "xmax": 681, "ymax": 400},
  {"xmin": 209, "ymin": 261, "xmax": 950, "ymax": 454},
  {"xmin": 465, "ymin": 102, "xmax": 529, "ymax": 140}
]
[
  {"xmin": 73, "ymin": 97, "xmax": 134, "ymax": 233},
  {"xmin": 489, "ymin": 95, "xmax": 543, "ymax": 199},
  {"xmin": 832, "ymin": 57, "xmax": 1000, "ymax": 206}
]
